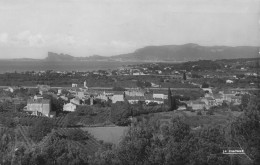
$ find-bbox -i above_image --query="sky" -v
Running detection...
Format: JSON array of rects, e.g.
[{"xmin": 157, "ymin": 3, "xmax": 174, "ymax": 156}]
[{"xmin": 0, "ymin": 0, "xmax": 259, "ymax": 59}]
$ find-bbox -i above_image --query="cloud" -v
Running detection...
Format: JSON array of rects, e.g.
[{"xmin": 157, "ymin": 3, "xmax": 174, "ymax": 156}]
[
  {"xmin": 50, "ymin": 34, "xmax": 77, "ymax": 46},
  {"xmin": 0, "ymin": 33, "xmax": 9, "ymax": 43},
  {"xmin": 15, "ymin": 31, "xmax": 46, "ymax": 47},
  {"xmin": 0, "ymin": 31, "xmax": 84, "ymax": 48}
]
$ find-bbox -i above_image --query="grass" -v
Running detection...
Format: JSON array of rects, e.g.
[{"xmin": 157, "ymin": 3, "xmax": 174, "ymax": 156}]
[{"xmin": 81, "ymin": 126, "xmax": 129, "ymax": 145}]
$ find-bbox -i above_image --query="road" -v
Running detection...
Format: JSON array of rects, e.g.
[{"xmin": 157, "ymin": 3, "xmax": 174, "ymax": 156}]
[{"xmin": 0, "ymin": 85, "xmax": 259, "ymax": 91}]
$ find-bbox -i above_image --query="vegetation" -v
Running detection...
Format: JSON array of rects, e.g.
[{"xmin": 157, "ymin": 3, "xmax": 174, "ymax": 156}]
[
  {"xmin": 28, "ymin": 118, "xmax": 55, "ymax": 142},
  {"xmin": 0, "ymin": 93, "xmax": 259, "ymax": 164}
]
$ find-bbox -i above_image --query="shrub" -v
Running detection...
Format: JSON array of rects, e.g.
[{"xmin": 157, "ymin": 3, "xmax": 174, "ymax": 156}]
[
  {"xmin": 197, "ymin": 111, "xmax": 202, "ymax": 115},
  {"xmin": 206, "ymin": 110, "xmax": 214, "ymax": 115}
]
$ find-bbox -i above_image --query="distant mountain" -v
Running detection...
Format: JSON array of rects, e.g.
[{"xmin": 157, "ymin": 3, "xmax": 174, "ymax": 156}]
[
  {"xmin": 45, "ymin": 52, "xmax": 75, "ymax": 61},
  {"xmin": 110, "ymin": 43, "xmax": 259, "ymax": 61},
  {"xmin": 41, "ymin": 44, "xmax": 259, "ymax": 62},
  {"xmin": 82, "ymin": 55, "xmax": 110, "ymax": 61},
  {"xmin": 45, "ymin": 52, "xmax": 110, "ymax": 61}
]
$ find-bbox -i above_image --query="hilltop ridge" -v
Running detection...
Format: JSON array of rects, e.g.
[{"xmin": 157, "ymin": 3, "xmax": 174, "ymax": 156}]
[{"xmin": 3, "ymin": 43, "xmax": 259, "ymax": 62}]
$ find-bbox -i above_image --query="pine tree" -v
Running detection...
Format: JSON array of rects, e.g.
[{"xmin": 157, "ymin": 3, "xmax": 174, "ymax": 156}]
[
  {"xmin": 168, "ymin": 88, "xmax": 172, "ymax": 109},
  {"xmin": 171, "ymin": 95, "xmax": 178, "ymax": 110},
  {"xmin": 183, "ymin": 72, "xmax": 187, "ymax": 80}
]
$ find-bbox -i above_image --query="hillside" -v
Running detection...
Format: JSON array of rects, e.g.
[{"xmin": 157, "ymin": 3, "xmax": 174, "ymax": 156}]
[
  {"xmin": 111, "ymin": 43, "xmax": 259, "ymax": 61},
  {"xmin": 46, "ymin": 52, "xmax": 75, "ymax": 61},
  {"xmin": 44, "ymin": 44, "xmax": 259, "ymax": 62}
]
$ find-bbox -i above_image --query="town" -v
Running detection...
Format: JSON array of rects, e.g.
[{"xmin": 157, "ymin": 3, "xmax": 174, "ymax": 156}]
[{"xmin": 0, "ymin": 57, "xmax": 259, "ymax": 165}]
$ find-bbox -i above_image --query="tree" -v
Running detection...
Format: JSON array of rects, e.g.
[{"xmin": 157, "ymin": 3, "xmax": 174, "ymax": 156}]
[
  {"xmin": 171, "ymin": 96, "xmax": 179, "ymax": 110},
  {"xmin": 183, "ymin": 72, "xmax": 187, "ymax": 80},
  {"xmin": 201, "ymin": 82, "xmax": 209, "ymax": 88},
  {"xmin": 91, "ymin": 115, "xmax": 234, "ymax": 165},
  {"xmin": 42, "ymin": 94, "xmax": 65, "ymax": 113},
  {"xmin": 136, "ymin": 81, "xmax": 151, "ymax": 88},
  {"xmin": 22, "ymin": 132, "xmax": 89, "ymax": 165},
  {"xmin": 110, "ymin": 101, "xmax": 131, "ymax": 126},
  {"xmin": 240, "ymin": 94, "xmax": 250, "ymax": 109},
  {"xmin": 168, "ymin": 88, "xmax": 172, "ymax": 109},
  {"xmin": 27, "ymin": 88, "xmax": 39, "ymax": 96},
  {"xmin": 231, "ymin": 95, "xmax": 260, "ymax": 164},
  {"xmin": 28, "ymin": 118, "xmax": 55, "ymax": 142},
  {"xmin": 0, "ymin": 128, "xmax": 15, "ymax": 164}
]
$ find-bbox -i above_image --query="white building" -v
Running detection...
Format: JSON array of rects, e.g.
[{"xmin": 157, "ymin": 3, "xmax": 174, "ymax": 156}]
[
  {"xmin": 63, "ymin": 103, "xmax": 77, "ymax": 112},
  {"xmin": 226, "ymin": 80, "xmax": 234, "ymax": 84},
  {"xmin": 111, "ymin": 94, "xmax": 124, "ymax": 103},
  {"xmin": 84, "ymin": 81, "xmax": 88, "ymax": 89},
  {"xmin": 58, "ymin": 89, "xmax": 62, "ymax": 95},
  {"xmin": 201, "ymin": 88, "xmax": 213, "ymax": 94},
  {"xmin": 26, "ymin": 99, "xmax": 55, "ymax": 117},
  {"xmin": 70, "ymin": 98, "xmax": 81, "ymax": 105},
  {"xmin": 72, "ymin": 83, "xmax": 78, "ymax": 87},
  {"xmin": 76, "ymin": 91, "xmax": 85, "ymax": 99},
  {"xmin": 153, "ymin": 94, "xmax": 167, "ymax": 99},
  {"xmin": 151, "ymin": 83, "xmax": 160, "ymax": 88}
]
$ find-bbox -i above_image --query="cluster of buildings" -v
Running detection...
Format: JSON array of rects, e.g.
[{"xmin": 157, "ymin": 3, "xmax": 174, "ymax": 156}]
[
  {"xmin": 21, "ymin": 81, "xmax": 169, "ymax": 117},
  {"xmin": 182, "ymin": 88, "xmax": 245, "ymax": 110},
  {"xmin": 2, "ymin": 76, "xmax": 251, "ymax": 118},
  {"xmin": 62, "ymin": 87, "xmax": 168, "ymax": 112}
]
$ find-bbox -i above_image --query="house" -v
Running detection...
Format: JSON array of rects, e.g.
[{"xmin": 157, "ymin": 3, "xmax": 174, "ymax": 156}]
[
  {"xmin": 144, "ymin": 94, "xmax": 164, "ymax": 105},
  {"xmin": 226, "ymin": 80, "xmax": 234, "ymax": 84},
  {"xmin": 186, "ymin": 100, "xmax": 206, "ymax": 110},
  {"xmin": 70, "ymin": 97, "xmax": 81, "ymax": 105},
  {"xmin": 60, "ymin": 95, "xmax": 69, "ymax": 101},
  {"xmin": 57, "ymin": 89, "xmax": 62, "ymax": 95},
  {"xmin": 84, "ymin": 80, "xmax": 88, "ymax": 89},
  {"xmin": 213, "ymin": 93, "xmax": 223, "ymax": 105},
  {"xmin": 222, "ymin": 91, "xmax": 236, "ymax": 102},
  {"xmin": 125, "ymin": 96, "xmax": 145, "ymax": 104},
  {"xmin": 26, "ymin": 99, "xmax": 53, "ymax": 117},
  {"xmin": 8, "ymin": 87, "xmax": 15, "ymax": 93},
  {"xmin": 177, "ymin": 105, "xmax": 187, "ymax": 110},
  {"xmin": 76, "ymin": 91, "xmax": 85, "ymax": 99},
  {"xmin": 63, "ymin": 103, "xmax": 77, "ymax": 112},
  {"xmin": 153, "ymin": 94, "xmax": 167, "ymax": 100},
  {"xmin": 151, "ymin": 83, "xmax": 160, "ymax": 88},
  {"xmin": 72, "ymin": 83, "xmax": 78, "ymax": 87},
  {"xmin": 33, "ymin": 95, "xmax": 43, "ymax": 100},
  {"xmin": 124, "ymin": 89, "xmax": 145, "ymax": 97},
  {"xmin": 201, "ymin": 97, "xmax": 216, "ymax": 108},
  {"xmin": 231, "ymin": 96, "xmax": 242, "ymax": 105},
  {"xmin": 111, "ymin": 94, "xmax": 124, "ymax": 103},
  {"xmin": 96, "ymin": 91, "xmax": 114, "ymax": 102},
  {"xmin": 96, "ymin": 94, "xmax": 109, "ymax": 102},
  {"xmin": 202, "ymin": 88, "xmax": 213, "ymax": 94},
  {"xmin": 38, "ymin": 85, "xmax": 50, "ymax": 93}
]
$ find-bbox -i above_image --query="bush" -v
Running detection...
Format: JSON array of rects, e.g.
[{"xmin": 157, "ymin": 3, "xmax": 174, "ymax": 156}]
[
  {"xmin": 197, "ymin": 111, "xmax": 202, "ymax": 115},
  {"xmin": 230, "ymin": 105, "xmax": 241, "ymax": 111},
  {"xmin": 206, "ymin": 110, "xmax": 214, "ymax": 115},
  {"xmin": 147, "ymin": 102, "xmax": 158, "ymax": 106},
  {"xmin": 28, "ymin": 118, "xmax": 55, "ymax": 142},
  {"xmin": 201, "ymin": 82, "xmax": 209, "ymax": 88}
]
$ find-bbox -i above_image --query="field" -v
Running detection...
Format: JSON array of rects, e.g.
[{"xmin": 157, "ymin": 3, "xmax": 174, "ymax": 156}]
[{"xmin": 81, "ymin": 126, "xmax": 129, "ymax": 145}]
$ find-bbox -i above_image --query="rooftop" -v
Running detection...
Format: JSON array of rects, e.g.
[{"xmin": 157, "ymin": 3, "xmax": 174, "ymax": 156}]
[{"xmin": 27, "ymin": 99, "xmax": 50, "ymax": 104}]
